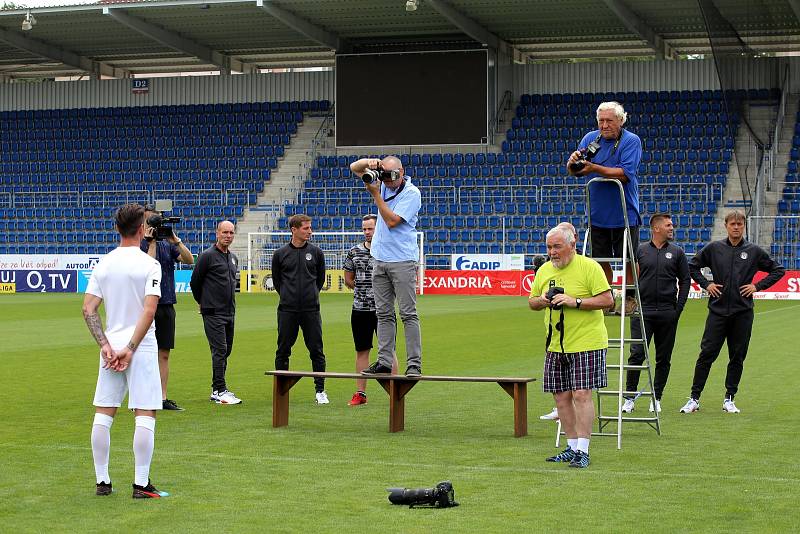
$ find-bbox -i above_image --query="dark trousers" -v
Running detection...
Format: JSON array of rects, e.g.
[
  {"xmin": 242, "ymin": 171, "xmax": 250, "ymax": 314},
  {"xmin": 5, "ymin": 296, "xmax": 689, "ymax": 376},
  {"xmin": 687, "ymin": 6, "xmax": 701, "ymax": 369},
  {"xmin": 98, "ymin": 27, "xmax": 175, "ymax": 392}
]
[
  {"xmin": 202, "ymin": 313, "xmax": 235, "ymax": 392},
  {"xmin": 276, "ymin": 310, "xmax": 326, "ymax": 392},
  {"xmin": 690, "ymin": 309, "xmax": 754, "ymax": 401},
  {"xmin": 626, "ymin": 308, "xmax": 679, "ymax": 400}
]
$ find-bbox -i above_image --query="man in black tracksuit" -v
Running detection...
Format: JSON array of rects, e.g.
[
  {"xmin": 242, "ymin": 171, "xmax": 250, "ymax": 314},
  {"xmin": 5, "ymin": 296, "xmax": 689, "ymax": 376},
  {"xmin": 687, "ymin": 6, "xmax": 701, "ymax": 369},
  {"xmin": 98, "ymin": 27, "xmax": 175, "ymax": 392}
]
[
  {"xmin": 623, "ymin": 213, "xmax": 690, "ymax": 414},
  {"xmin": 680, "ymin": 210, "xmax": 785, "ymax": 414},
  {"xmin": 190, "ymin": 221, "xmax": 242, "ymax": 405},
  {"xmin": 271, "ymin": 214, "xmax": 328, "ymax": 403}
]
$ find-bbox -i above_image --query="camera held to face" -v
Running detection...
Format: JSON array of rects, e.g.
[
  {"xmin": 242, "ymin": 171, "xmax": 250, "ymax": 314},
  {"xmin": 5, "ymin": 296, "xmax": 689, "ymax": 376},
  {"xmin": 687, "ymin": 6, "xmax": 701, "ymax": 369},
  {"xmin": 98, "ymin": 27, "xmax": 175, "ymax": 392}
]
[
  {"xmin": 569, "ymin": 140, "xmax": 601, "ymax": 173},
  {"xmin": 361, "ymin": 164, "xmax": 402, "ymax": 185},
  {"xmin": 146, "ymin": 212, "xmax": 181, "ymax": 241}
]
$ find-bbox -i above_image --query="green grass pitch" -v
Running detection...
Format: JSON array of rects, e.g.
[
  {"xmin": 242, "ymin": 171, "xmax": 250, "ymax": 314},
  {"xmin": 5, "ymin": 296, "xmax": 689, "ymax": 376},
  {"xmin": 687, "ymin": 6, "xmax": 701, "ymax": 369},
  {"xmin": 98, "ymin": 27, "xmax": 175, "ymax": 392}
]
[{"xmin": 1, "ymin": 293, "xmax": 798, "ymax": 532}]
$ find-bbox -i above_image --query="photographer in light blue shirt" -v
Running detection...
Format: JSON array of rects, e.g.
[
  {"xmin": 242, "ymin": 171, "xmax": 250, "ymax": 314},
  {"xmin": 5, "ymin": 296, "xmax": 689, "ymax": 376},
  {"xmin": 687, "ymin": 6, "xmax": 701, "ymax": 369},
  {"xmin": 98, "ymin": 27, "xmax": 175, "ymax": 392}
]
[{"xmin": 350, "ymin": 156, "xmax": 423, "ymax": 376}]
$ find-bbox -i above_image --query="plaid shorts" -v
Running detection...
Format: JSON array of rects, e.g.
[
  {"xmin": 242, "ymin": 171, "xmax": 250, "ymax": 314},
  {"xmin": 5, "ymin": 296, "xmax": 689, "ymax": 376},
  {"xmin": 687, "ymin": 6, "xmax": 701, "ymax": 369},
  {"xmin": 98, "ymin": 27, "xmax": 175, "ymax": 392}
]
[{"xmin": 543, "ymin": 349, "xmax": 608, "ymax": 393}]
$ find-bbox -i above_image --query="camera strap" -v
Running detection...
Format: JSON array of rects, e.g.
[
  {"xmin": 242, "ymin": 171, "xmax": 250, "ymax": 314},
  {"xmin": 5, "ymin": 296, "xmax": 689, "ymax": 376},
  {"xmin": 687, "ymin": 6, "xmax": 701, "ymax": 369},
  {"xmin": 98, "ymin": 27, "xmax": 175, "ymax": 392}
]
[
  {"xmin": 593, "ymin": 128, "xmax": 623, "ymax": 156},
  {"xmin": 545, "ymin": 307, "xmax": 565, "ymax": 354},
  {"xmin": 382, "ymin": 179, "xmax": 406, "ymax": 202}
]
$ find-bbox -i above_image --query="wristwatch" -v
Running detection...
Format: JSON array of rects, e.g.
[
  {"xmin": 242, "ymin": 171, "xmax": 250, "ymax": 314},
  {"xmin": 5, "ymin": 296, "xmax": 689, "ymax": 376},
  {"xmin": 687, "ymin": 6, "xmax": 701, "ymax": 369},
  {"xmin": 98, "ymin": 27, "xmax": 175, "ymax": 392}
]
[{"xmin": 575, "ymin": 298, "xmax": 582, "ymax": 309}]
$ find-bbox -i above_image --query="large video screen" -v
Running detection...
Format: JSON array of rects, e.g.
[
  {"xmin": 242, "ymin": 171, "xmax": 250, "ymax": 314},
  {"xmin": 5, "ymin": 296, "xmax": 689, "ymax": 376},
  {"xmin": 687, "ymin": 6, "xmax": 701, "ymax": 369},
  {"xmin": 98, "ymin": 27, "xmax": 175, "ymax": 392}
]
[{"xmin": 336, "ymin": 50, "xmax": 487, "ymax": 147}]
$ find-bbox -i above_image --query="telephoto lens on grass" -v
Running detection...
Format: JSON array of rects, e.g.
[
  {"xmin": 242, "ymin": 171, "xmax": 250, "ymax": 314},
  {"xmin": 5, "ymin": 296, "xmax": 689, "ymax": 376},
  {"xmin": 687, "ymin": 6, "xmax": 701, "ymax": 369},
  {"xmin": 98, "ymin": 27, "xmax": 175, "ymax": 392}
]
[{"xmin": 386, "ymin": 481, "xmax": 459, "ymax": 508}]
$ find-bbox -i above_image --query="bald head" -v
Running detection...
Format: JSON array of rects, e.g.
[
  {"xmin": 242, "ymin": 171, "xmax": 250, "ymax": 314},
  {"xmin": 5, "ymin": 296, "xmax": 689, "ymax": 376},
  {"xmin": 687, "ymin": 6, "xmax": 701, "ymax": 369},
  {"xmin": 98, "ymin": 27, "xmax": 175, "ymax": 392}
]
[
  {"xmin": 216, "ymin": 220, "xmax": 235, "ymax": 251},
  {"xmin": 381, "ymin": 156, "xmax": 402, "ymax": 171}
]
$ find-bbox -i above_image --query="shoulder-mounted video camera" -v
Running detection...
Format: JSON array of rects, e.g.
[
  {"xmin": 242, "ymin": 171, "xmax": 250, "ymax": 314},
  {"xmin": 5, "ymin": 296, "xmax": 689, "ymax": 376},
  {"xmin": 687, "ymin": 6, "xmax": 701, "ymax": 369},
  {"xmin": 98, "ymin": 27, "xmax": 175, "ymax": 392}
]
[
  {"xmin": 362, "ymin": 164, "xmax": 402, "ymax": 185},
  {"xmin": 569, "ymin": 140, "xmax": 601, "ymax": 173},
  {"xmin": 146, "ymin": 199, "xmax": 181, "ymax": 241},
  {"xmin": 387, "ymin": 481, "xmax": 459, "ymax": 508}
]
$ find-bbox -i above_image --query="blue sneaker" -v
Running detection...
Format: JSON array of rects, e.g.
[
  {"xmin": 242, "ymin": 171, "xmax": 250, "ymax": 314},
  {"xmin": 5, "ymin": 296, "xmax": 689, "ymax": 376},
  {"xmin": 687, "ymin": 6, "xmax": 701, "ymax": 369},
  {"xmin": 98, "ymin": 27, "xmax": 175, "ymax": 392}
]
[
  {"xmin": 546, "ymin": 446, "xmax": 576, "ymax": 463},
  {"xmin": 569, "ymin": 450, "xmax": 590, "ymax": 468}
]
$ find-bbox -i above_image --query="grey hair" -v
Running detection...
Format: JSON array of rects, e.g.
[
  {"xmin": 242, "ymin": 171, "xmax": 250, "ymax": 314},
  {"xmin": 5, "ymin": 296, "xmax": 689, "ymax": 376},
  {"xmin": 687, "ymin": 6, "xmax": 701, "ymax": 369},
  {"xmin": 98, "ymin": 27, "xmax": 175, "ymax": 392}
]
[
  {"xmin": 596, "ymin": 101, "xmax": 627, "ymax": 125},
  {"xmin": 546, "ymin": 226, "xmax": 576, "ymax": 246}
]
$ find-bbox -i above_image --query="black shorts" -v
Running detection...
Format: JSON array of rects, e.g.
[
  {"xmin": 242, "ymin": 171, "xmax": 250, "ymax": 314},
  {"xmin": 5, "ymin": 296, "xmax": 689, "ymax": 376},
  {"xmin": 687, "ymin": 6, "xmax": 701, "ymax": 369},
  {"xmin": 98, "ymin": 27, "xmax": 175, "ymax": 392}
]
[
  {"xmin": 154, "ymin": 304, "xmax": 176, "ymax": 350},
  {"xmin": 351, "ymin": 309, "xmax": 377, "ymax": 352},
  {"xmin": 591, "ymin": 226, "xmax": 640, "ymax": 259}
]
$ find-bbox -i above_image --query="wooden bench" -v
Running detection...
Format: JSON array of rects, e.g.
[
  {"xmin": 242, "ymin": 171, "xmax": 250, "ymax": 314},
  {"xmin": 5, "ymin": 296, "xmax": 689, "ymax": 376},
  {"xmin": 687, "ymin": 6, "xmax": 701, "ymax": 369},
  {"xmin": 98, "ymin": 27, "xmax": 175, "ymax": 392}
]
[{"xmin": 265, "ymin": 370, "xmax": 536, "ymax": 437}]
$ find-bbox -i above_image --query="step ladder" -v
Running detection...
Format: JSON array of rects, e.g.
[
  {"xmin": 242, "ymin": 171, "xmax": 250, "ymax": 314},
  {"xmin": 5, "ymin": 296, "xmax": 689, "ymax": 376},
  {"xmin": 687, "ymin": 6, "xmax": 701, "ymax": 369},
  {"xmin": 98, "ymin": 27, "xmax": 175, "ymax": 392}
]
[{"xmin": 555, "ymin": 177, "xmax": 660, "ymax": 450}]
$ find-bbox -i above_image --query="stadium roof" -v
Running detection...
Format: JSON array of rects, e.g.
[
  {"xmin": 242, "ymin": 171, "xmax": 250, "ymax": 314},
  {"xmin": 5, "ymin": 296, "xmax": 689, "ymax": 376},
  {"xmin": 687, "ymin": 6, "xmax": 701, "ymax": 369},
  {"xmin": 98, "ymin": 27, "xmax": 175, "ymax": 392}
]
[{"xmin": 0, "ymin": 0, "xmax": 798, "ymax": 79}]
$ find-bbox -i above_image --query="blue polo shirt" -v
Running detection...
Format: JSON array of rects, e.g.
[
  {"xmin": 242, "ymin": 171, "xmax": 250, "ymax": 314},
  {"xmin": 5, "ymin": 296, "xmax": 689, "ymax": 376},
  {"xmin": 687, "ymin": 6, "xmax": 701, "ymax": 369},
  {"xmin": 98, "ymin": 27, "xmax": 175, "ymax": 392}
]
[
  {"xmin": 579, "ymin": 128, "xmax": 642, "ymax": 228},
  {"xmin": 371, "ymin": 177, "xmax": 422, "ymax": 263},
  {"xmin": 140, "ymin": 239, "xmax": 180, "ymax": 304}
]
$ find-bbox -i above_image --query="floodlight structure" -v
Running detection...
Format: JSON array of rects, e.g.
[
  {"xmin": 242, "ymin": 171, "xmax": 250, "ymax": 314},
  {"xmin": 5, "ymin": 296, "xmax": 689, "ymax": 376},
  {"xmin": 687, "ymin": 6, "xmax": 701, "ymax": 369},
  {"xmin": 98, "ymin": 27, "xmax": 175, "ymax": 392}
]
[
  {"xmin": 405, "ymin": 0, "xmax": 419, "ymax": 12},
  {"xmin": 21, "ymin": 11, "xmax": 36, "ymax": 31}
]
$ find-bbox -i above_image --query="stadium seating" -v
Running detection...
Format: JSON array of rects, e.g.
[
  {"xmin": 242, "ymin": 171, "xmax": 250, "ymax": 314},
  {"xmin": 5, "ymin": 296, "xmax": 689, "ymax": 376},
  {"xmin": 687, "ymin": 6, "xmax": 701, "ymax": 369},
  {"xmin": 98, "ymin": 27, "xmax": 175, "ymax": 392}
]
[
  {"xmin": 0, "ymin": 100, "xmax": 331, "ymax": 254},
  {"xmin": 772, "ymin": 99, "xmax": 800, "ymax": 269},
  {"xmin": 290, "ymin": 90, "xmax": 747, "ymax": 268}
]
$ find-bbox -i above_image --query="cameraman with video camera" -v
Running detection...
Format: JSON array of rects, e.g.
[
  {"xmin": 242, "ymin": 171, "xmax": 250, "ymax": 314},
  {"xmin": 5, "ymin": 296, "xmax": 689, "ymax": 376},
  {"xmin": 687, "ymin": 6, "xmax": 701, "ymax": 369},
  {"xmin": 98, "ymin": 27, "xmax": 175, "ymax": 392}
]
[
  {"xmin": 141, "ymin": 204, "xmax": 194, "ymax": 411},
  {"xmin": 529, "ymin": 225, "xmax": 613, "ymax": 468},
  {"xmin": 567, "ymin": 101, "xmax": 642, "ymax": 312},
  {"xmin": 350, "ymin": 156, "xmax": 423, "ymax": 376}
]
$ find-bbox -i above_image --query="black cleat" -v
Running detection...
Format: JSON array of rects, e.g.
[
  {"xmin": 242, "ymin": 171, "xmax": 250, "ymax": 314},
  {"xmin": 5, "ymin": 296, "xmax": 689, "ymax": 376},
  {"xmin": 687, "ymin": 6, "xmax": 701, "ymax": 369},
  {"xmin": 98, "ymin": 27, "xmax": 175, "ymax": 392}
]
[
  {"xmin": 96, "ymin": 482, "xmax": 112, "ymax": 496},
  {"xmin": 361, "ymin": 361, "xmax": 392, "ymax": 375},
  {"xmin": 405, "ymin": 366, "xmax": 421, "ymax": 377},
  {"xmin": 132, "ymin": 480, "xmax": 168, "ymax": 499},
  {"xmin": 162, "ymin": 399, "xmax": 184, "ymax": 411}
]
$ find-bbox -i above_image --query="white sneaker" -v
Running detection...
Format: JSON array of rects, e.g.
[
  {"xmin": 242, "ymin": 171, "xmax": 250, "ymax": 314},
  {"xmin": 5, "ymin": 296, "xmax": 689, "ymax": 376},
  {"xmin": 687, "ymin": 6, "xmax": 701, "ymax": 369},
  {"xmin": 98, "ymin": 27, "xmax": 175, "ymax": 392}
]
[
  {"xmin": 215, "ymin": 390, "xmax": 242, "ymax": 405},
  {"xmin": 209, "ymin": 390, "xmax": 220, "ymax": 402},
  {"xmin": 315, "ymin": 391, "xmax": 330, "ymax": 405},
  {"xmin": 622, "ymin": 399, "xmax": 636, "ymax": 413},
  {"xmin": 649, "ymin": 399, "xmax": 662, "ymax": 413},
  {"xmin": 679, "ymin": 398, "xmax": 700, "ymax": 413},
  {"xmin": 539, "ymin": 407, "xmax": 559, "ymax": 420},
  {"xmin": 723, "ymin": 398, "xmax": 740, "ymax": 413}
]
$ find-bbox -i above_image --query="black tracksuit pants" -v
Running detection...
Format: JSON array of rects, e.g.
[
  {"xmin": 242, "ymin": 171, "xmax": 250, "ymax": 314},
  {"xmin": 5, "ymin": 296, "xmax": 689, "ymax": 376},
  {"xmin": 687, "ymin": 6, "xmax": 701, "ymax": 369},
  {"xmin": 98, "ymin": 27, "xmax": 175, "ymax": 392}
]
[
  {"xmin": 275, "ymin": 310, "xmax": 326, "ymax": 392},
  {"xmin": 690, "ymin": 309, "xmax": 754, "ymax": 401},
  {"xmin": 202, "ymin": 313, "xmax": 235, "ymax": 392},
  {"xmin": 626, "ymin": 308, "xmax": 679, "ymax": 400}
]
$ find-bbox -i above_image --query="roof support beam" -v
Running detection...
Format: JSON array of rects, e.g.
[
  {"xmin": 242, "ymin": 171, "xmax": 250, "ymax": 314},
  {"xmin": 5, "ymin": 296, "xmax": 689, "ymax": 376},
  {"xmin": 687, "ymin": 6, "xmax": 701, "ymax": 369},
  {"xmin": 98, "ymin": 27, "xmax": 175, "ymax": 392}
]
[
  {"xmin": 255, "ymin": 0, "xmax": 344, "ymax": 52},
  {"xmin": 790, "ymin": 1, "xmax": 800, "ymax": 25},
  {"xmin": 424, "ymin": 0, "xmax": 524, "ymax": 63},
  {"xmin": 103, "ymin": 7, "xmax": 256, "ymax": 74},
  {"xmin": 0, "ymin": 28, "xmax": 127, "ymax": 78},
  {"xmin": 600, "ymin": 0, "xmax": 673, "ymax": 59}
]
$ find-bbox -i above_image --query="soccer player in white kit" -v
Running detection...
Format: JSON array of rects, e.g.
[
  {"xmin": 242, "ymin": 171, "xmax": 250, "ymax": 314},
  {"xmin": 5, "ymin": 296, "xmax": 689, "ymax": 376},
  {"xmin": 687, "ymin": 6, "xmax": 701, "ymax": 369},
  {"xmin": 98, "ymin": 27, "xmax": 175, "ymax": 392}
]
[{"xmin": 82, "ymin": 203, "xmax": 168, "ymax": 498}]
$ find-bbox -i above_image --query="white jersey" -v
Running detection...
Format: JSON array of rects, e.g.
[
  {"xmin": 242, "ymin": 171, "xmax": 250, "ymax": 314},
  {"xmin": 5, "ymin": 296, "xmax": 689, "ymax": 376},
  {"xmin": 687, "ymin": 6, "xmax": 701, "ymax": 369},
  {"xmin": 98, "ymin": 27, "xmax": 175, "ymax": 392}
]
[{"xmin": 86, "ymin": 246, "xmax": 162, "ymax": 350}]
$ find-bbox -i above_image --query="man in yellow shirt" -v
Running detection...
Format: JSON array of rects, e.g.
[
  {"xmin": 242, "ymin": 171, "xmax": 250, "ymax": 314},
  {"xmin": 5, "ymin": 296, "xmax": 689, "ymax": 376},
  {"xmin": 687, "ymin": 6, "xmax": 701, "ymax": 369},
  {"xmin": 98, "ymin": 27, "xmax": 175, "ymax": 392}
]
[{"xmin": 530, "ymin": 225, "xmax": 613, "ymax": 468}]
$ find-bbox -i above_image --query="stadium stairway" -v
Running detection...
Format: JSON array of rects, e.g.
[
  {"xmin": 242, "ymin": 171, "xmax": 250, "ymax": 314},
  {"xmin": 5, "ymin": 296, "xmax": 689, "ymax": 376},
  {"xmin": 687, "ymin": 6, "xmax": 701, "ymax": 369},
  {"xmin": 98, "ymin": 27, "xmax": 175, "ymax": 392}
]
[{"xmin": 230, "ymin": 115, "xmax": 325, "ymax": 260}]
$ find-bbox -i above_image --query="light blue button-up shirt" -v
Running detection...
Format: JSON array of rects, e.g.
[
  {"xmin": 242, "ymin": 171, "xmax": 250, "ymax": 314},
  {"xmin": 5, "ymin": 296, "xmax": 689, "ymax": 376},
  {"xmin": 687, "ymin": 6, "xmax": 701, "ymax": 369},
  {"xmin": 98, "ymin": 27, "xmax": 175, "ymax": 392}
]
[{"xmin": 371, "ymin": 177, "xmax": 422, "ymax": 263}]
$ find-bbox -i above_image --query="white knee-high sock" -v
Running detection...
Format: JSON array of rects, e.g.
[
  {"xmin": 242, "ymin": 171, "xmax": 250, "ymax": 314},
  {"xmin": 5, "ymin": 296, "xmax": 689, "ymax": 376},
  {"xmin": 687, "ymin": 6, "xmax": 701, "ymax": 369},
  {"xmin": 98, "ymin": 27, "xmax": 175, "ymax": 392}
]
[
  {"xmin": 91, "ymin": 413, "xmax": 114, "ymax": 484},
  {"xmin": 133, "ymin": 416, "xmax": 156, "ymax": 487}
]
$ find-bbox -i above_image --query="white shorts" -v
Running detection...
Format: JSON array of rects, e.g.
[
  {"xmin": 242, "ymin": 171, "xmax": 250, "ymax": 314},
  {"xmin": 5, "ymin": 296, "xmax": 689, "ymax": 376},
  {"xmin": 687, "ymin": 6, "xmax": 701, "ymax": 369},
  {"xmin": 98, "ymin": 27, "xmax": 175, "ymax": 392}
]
[{"xmin": 93, "ymin": 344, "xmax": 161, "ymax": 410}]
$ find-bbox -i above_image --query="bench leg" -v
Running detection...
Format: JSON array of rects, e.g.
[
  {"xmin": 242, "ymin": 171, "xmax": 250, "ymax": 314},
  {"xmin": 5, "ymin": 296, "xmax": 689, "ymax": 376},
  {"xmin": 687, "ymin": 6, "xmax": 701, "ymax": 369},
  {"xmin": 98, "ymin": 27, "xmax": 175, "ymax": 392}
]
[
  {"xmin": 377, "ymin": 378, "xmax": 419, "ymax": 433},
  {"xmin": 273, "ymin": 375, "xmax": 302, "ymax": 428},
  {"xmin": 499, "ymin": 382, "xmax": 528, "ymax": 437}
]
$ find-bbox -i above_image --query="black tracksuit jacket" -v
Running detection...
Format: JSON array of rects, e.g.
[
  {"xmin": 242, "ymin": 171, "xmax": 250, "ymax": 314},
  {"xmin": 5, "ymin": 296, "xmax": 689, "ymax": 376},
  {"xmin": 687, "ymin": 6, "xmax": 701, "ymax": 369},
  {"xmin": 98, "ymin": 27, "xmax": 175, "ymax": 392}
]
[
  {"xmin": 271, "ymin": 241, "xmax": 326, "ymax": 312},
  {"xmin": 190, "ymin": 244, "xmax": 238, "ymax": 316},
  {"xmin": 689, "ymin": 238, "xmax": 785, "ymax": 316}
]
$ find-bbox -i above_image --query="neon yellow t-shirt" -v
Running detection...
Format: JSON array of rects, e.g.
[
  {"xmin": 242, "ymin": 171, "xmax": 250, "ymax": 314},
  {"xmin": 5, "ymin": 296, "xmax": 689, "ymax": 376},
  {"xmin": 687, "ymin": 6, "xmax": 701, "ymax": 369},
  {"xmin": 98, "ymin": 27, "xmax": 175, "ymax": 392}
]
[{"xmin": 530, "ymin": 254, "xmax": 611, "ymax": 353}]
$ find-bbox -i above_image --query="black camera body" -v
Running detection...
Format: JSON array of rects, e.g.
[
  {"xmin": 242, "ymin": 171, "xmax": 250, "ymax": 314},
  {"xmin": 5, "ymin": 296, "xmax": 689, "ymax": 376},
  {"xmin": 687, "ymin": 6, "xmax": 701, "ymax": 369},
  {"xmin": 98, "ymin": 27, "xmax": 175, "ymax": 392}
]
[
  {"xmin": 546, "ymin": 286, "xmax": 565, "ymax": 309},
  {"xmin": 569, "ymin": 140, "xmax": 601, "ymax": 173},
  {"xmin": 146, "ymin": 213, "xmax": 181, "ymax": 240},
  {"xmin": 387, "ymin": 481, "xmax": 459, "ymax": 508},
  {"xmin": 362, "ymin": 165, "xmax": 402, "ymax": 185}
]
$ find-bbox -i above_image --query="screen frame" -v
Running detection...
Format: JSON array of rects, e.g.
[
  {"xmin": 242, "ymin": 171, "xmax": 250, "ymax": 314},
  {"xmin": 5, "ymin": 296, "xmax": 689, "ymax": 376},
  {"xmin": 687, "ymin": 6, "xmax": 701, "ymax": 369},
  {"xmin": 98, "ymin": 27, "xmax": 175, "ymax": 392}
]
[{"xmin": 334, "ymin": 48, "xmax": 489, "ymax": 149}]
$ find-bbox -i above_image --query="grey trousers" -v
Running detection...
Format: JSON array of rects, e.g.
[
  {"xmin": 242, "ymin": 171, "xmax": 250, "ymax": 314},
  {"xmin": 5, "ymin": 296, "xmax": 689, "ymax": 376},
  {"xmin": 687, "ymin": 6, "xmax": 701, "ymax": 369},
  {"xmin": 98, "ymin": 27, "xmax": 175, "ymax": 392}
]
[{"xmin": 372, "ymin": 260, "xmax": 422, "ymax": 369}]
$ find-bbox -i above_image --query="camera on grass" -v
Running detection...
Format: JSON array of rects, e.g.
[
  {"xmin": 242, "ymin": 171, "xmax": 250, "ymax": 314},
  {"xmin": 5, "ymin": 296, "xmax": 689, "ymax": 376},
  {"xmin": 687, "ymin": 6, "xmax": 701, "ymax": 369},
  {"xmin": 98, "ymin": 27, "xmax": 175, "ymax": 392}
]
[
  {"xmin": 569, "ymin": 140, "xmax": 601, "ymax": 173},
  {"xmin": 387, "ymin": 481, "xmax": 459, "ymax": 508}
]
